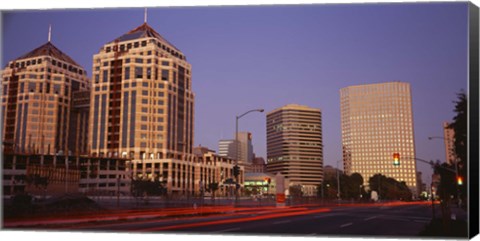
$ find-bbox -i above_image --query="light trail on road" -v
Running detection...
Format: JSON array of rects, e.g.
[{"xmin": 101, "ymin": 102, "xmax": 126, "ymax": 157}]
[{"xmin": 138, "ymin": 208, "xmax": 331, "ymax": 232}]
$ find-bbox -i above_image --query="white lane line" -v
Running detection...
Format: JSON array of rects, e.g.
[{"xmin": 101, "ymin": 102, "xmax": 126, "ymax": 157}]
[
  {"xmin": 217, "ymin": 227, "xmax": 241, "ymax": 232},
  {"xmin": 273, "ymin": 220, "xmax": 291, "ymax": 225},
  {"xmin": 340, "ymin": 222, "xmax": 353, "ymax": 228},
  {"xmin": 364, "ymin": 216, "xmax": 377, "ymax": 221}
]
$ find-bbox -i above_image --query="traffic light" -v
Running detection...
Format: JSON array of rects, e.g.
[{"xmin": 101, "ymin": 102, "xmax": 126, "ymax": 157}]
[
  {"xmin": 393, "ymin": 153, "xmax": 400, "ymax": 166},
  {"xmin": 457, "ymin": 176, "xmax": 463, "ymax": 185},
  {"xmin": 233, "ymin": 165, "xmax": 240, "ymax": 177}
]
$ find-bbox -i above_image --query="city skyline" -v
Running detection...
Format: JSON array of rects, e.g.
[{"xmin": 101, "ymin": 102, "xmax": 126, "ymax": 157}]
[{"xmin": 2, "ymin": 3, "xmax": 469, "ymax": 184}]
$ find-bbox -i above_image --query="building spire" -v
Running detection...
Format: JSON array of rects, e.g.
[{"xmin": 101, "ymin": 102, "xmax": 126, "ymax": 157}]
[
  {"xmin": 144, "ymin": 8, "xmax": 148, "ymax": 23},
  {"xmin": 48, "ymin": 24, "xmax": 52, "ymax": 42}
]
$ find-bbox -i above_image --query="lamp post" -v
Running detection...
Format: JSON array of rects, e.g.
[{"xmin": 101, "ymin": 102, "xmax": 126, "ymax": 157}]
[{"xmin": 234, "ymin": 108, "xmax": 264, "ymax": 206}]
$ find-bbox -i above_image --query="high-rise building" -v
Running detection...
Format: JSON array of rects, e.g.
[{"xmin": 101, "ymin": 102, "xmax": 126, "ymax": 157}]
[
  {"xmin": 89, "ymin": 22, "xmax": 195, "ymax": 195},
  {"xmin": 443, "ymin": 121, "xmax": 456, "ymax": 165},
  {"xmin": 218, "ymin": 139, "xmax": 235, "ymax": 159},
  {"xmin": 340, "ymin": 81, "xmax": 417, "ymax": 193},
  {"xmin": 218, "ymin": 132, "xmax": 253, "ymax": 165},
  {"xmin": 237, "ymin": 132, "xmax": 254, "ymax": 165},
  {"xmin": 266, "ymin": 104, "xmax": 323, "ymax": 196},
  {"xmin": 2, "ymin": 40, "xmax": 90, "ymax": 155}
]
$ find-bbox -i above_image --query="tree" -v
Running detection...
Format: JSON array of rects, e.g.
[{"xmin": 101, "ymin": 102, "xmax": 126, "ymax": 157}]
[
  {"xmin": 449, "ymin": 91, "xmax": 467, "ymax": 164},
  {"xmin": 131, "ymin": 177, "xmax": 167, "ymax": 200},
  {"xmin": 318, "ymin": 172, "xmax": 366, "ymax": 200},
  {"xmin": 350, "ymin": 173, "xmax": 364, "ymax": 199},
  {"xmin": 368, "ymin": 174, "xmax": 412, "ymax": 201},
  {"xmin": 448, "ymin": 91, "xmax": 467, "ymax": 204},
  {"xmin": 207, "ymin": 182, "xmax": 219, "ymax": 203}
]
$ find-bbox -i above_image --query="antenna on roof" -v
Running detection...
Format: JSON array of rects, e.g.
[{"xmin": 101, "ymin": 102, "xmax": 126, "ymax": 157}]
[
  {"xmin": 144, "ymin": 8, "xmax": 148, "ymax": 23},
  {"xmin": 48, "ymin": 24, "xmax": 52, "ymax": 42}
]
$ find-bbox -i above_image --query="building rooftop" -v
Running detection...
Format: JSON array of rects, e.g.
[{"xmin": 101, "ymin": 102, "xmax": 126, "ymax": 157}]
[
  {"xmin": 267, "ymin": 104, "xmax": 321, "ymax": 115},
  {"xmin": 109, "ymin": 22, "xmax": 180, "ymax": 52},
  {"xmin": 13, "ymin": 41, "xmax": 82, "ymax": 67}
]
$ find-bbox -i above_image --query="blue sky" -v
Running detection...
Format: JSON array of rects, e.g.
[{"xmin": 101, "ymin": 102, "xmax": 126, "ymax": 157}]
[{"xmin": 2, "ymin": 2, "xmax": 469, "ymax": 184}]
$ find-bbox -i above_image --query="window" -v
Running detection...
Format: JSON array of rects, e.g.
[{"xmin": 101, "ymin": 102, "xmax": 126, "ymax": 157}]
[
  {"xmin": 161, "ymin": 70, "xmax": 169, "ymax": 81},
  {"xmin": 28, "ymin": 83, "xmax": 36, "ymax": 92},
  {"xmin": 125, "ymin": 67, "xmax": 130, "ymax": 80},
  {"xmin": 147, "ymin": 68, "xmax": 152, "ymax": 79},
  {"xmin": 162, "ymin": 61, "xmax": 169, "ymax": 66},
  {"xmin": 135, "ymin": 58, "xmax": 143, "ymax": 64},
  {"xmin": 135, "ymin": 67, "xmax": 143, "ymax": 78},
  {"xmin": 103, "ymin": 70, "xmax": 108, "ymax": 82},
  {"xmin": 142, "ymin": 90, "xmax": 148, "ymax": 96}
]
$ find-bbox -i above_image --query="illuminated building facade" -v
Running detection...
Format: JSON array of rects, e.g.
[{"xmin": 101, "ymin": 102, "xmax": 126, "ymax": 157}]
[{"xmin": 340, "ymin": 82, "xmax": 417, "ymax": 193}]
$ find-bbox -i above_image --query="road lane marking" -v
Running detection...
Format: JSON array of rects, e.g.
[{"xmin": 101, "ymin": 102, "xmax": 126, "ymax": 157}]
[
  {"xmin": 364, "ymin": 216, "xmax": 377, "ymax": 221},
  {"xmin": 217, "ymin": 227, "xmax": 241, "ymax": 232},
  {"xmin": 340, "ymin": 222, "xmax": 353, "ymax": 228},
  {"xmin": 274, "ymin": 220, "xmax": 291, "ymax": 225}
]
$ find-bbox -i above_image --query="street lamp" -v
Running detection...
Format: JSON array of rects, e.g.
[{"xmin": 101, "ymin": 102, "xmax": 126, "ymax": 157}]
[{"xmin": 234, "ymin": 108, "xmax": 264, "ymax": 206}]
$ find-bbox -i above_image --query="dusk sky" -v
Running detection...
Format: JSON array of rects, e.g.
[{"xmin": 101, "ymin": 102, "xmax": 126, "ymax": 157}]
[{"xmin": 2, "ymin": 2, "xmax": 469, "ymax": 184}]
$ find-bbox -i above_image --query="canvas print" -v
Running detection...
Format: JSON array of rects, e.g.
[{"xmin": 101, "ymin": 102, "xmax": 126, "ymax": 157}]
[{"xmin": 1, "ymin": 2, "xmax": 478, "ymax": 239}]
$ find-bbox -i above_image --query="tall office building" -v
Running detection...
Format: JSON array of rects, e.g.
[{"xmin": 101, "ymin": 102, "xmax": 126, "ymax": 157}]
[
  {"xmin": 237, "ymin": 132, "xmax": 254, "ymax": 165},
  {"xmin": 340, "ymin": 81, "xmax": 417, "ymax": 193},
  {"xmin": 2, "ymin": 40, "xmax": 90, "ymax": 155},
  {"xmin": 218, "ymin": 139, "xmax": 235, "ymax": 159},
  {"xmin": 89, "ymin": 22, "xmax": 195, "ymax": 194},
  {"xmin": 443, "ymin": 121, "xmax": 456, "ymax": 165},
  {"xmin": 218, "ymin": 132, "xmax": 253, "ymax": 165},
  {"xmin": 266, "ymin": 104, "xmax": 323, "ymax": 195}
]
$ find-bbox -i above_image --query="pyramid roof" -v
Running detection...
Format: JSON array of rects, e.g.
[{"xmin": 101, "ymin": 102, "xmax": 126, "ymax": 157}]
[{"xmin": 109, "ymin": 23, "xmax": 180, "ymax": 52}]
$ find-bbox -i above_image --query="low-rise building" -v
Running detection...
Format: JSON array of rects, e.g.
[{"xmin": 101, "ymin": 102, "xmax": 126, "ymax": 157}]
[
  {"xmin": 193, "ymin": 146, "xmax": 244, "ymax": 197},
  {"xmin": 2, "ymin": 152, "xmax": 130, "ymax": 197}
]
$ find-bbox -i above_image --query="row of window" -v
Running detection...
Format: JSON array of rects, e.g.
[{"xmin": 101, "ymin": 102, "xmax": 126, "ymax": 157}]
[
  {"xmin": 104, "ymin": 39, "xmax": 186, "ymax": 61},
  {"xmin": 9, "ymin": 57, "xmax": 85, "ymax": 75}
]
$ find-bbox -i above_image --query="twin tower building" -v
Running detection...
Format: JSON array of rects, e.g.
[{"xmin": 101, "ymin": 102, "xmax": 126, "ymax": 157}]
[{"xmin": 2, "ymin": 20, "xmax": 418, "ymax": 196}]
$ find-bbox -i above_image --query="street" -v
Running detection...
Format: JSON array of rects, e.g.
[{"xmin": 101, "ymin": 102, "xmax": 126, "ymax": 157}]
[{"xmin": 4, "ymin": 201, "xmax": 439, "ymax": 237}]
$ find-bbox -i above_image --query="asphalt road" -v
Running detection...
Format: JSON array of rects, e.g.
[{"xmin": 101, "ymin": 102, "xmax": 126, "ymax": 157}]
[
  {"xmin": 16, "ymin": 202, "xmax": 435, "ymax": 237},
  {"xmin": 163, "ymin": 203, "xmax": 434, "ymax": 237}
]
